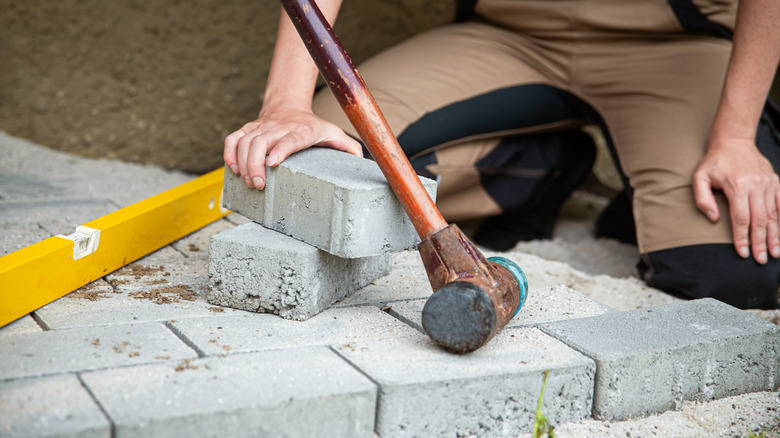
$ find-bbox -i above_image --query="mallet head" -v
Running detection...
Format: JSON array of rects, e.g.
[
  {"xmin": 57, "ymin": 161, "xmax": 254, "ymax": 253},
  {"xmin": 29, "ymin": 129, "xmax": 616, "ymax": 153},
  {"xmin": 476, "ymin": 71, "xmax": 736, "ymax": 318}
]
[{"xmin": 418, "ymin": 224, "xmax": 528, "ymax": 354}]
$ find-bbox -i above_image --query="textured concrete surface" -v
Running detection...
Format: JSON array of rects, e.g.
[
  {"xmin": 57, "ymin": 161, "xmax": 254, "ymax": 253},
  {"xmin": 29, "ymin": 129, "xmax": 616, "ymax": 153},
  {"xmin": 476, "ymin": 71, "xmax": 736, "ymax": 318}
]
[
  {"xmin": 35, "ymin": 252, "xmax": 221, "ymax": 330},
  {"xmin": 81, "ymin": 347, "xmax": 377, "ymax": 438},
  {"xmin": 0, "ymin": 322, "xmax": 197, "ymax": 380},
  {"xmin": 0, "ymin": 315, "xmax": 42, "ymax": 337},
  {"xmin": 0, "ymin": 375, "xmax": 111, "ymax": 438},
  {"xmin": 336, "ymin": 326, "xmax": 595, "ymax": 438},
  {"xmin": 541, "ymin": 299, "xmax": 780, "ymax": 420},
  {"xmin": 169, "ymin": 306, "xmax": 420, "ymax": 355},
  {"xmin": 2, "ymin": 132, "xmax": 779, "ymax": 437},
  {"xmin": 208, "ymin": 222, "xmax": 392, "ymax": 320},
  {"xmin": 222, "ymin": 148, "xmax": 437, "ymax": 258},
  {"xmin": 542, "ymin": 390, "xmax": 780, "ymax": 438},
  {"xmin": 385, "ymin": 285, "xmax": 614, "ymax": 333},
  {"xmin": 0, "ymin": 131, "xmax": 190, "ymax": 256}
]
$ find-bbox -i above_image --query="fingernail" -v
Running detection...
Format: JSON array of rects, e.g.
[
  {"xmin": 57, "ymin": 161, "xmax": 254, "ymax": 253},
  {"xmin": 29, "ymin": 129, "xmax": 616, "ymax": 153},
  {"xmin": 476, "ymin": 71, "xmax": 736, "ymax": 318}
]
[
  {"xmin": 229, "ymin": 164, "xmax": 239, "ymax": 174},
  {"xmin": 738, "ymin": 246, "xmax": 750, "ymax": 258},
  {"xmin": 243, "ymin": 175, "xmax": 252, "ymax": 187},
  {"xmin": 771, "ymin": 246, "xmax": 780, "ymax": 258},
  {"xmin": 267, "ymin": 154, "xmax": 279, "ymax": 166},
  {"xmin": 757, "ymin": 251, "xmax": 768, "ymax": 264},
  {"xmin": 252, "ymin": 176, "xmax": 265, "ymax": 189},
  {"xmin": 706, "ymin": 210, "xmax": 716, "ymax": 221}
]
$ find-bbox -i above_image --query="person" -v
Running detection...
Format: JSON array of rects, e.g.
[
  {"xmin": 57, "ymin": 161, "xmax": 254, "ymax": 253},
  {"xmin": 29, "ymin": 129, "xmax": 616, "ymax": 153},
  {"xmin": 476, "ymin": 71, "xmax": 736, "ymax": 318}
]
[{"xmin": 224, "ymin": 0, "xmax": 780, "ymax": 310}]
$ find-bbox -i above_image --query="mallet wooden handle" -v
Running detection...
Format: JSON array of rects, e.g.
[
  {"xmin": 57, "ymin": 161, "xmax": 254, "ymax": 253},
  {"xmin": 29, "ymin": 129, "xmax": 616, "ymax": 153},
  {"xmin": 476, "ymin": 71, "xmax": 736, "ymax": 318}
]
[{"xmin": 280, "ymin": 0, "xmax": 447, "ymax": 240}]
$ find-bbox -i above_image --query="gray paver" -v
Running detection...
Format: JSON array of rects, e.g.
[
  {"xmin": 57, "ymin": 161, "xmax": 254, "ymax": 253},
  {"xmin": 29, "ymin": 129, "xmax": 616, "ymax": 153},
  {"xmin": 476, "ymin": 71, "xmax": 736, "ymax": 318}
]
[
  {"xmin": 335, "ymin": 326, "xmax": 595, "ymax": 437},
  {"xmin": 222, "ymin": 147, "xmax": 437, "ymax": 258},
  {"xmin": 81, "ymin": 347, "xmax": 376, "ymax": 438},
  {"xmin": 0, "ymin": 315, "xmax": 42, "ymax": 337},
  {"xmin": 484, "ymin": 249, "xmax": 683, "ymax": 311},
  {"xmin": 384, "ymin": 285, "xmax": 614, "ymax": 333},
  {"xmin": 0, "ymin": 221, "xmax": 54, "ymax": 256},
  {"xmin": 208, "ymin": 222, "xmax": 391, "ymax": 320},
  {"xmin": 35, "ymin": 277, "xmax": 236, "ymax": 330},
  {"xmin": 0, "ymin": 131, "xmax": 190, "ymax": 257},
  {"xmin": 108, "ymin": 246, "xmax": 202, "ymax": 293},
  {"xmin": 539, "ymin": 298, "xmax": 780, "ymax": 420},
  {"xmin": 334, "ymin": 250, "xmax": 434, "ymax": 307},
  {"xmin": 35, "ymin": 253, "xmax": 225, "ymax": 329},
  {"xmin": 23, "ymin": 199, "xmax": 118, "ymax": 235},
  {"xmin": 0, "ymin": 172, "xmax": 69, "ymax": 200},
  {"xmin": 0, "ymin": 131, "xmax": 190, "ymax": 208},
  {"xmin": 508, "ymin": 285, "xmax": 614, "ymax": 327},
  {"xmin": 169, "ymin": 305, "xmax": 420, "ymax": 355},
  {"xmin": 0, "ymin": 375, "xmax": 110, "ymax": 438},
  {"xmin": 0, "ymin": 322, "xmax": 196, "ymax": 380},
  {"xmin": 170, "ymin": 218, "xmax": 235, "ymax": 259}
]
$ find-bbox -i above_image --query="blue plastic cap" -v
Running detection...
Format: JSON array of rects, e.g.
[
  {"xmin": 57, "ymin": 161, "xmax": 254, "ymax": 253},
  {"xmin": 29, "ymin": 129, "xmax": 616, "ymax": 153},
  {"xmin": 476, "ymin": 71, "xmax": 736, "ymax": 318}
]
[{"xmin": 487, "ymin": 256, "xmax": 528, "ymax": 317}]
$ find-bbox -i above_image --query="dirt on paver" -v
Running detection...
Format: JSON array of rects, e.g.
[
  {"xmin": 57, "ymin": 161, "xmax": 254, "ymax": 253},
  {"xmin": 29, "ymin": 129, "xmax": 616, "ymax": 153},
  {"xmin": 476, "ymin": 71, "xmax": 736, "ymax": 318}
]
[
  {"xmin": 67, "ymin": 280, "xmax": 117, "ymax": 301},
  {"xmin": 68, "ymin": 290, "xmax": 107, "ymax": 301},
  {"xmin": 129, "ymin": 285, "xmax": 198, "ymax": 304},
  {"xmin": 115, "ymin": 265, "xmax": 168, "ymax": 279},
  {"xmin": 174, "ymin": 358, "xmax": 208, "ymax": 373}
]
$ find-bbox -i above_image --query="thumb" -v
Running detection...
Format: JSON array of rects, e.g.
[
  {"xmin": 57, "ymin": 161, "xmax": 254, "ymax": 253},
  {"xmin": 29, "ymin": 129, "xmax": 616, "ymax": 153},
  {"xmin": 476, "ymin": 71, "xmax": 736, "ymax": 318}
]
[
  {"xmin": 315, "ymin": 126, "xmax": 363, "ymax": 157},
  {"xmin": 321, "ymin": 134, "xmax": 364, "ymax": 158},
  {"xmin": 693, "ymin": 172, "xmax": 720, "ymax": 222}
]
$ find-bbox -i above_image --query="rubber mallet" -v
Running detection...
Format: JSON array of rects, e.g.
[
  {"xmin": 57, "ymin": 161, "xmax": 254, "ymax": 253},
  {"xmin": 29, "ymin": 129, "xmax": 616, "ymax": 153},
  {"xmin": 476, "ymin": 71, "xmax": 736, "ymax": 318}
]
[{"xmin": 280, "ymin": 0, "xmax": 528, "ymax": 353}]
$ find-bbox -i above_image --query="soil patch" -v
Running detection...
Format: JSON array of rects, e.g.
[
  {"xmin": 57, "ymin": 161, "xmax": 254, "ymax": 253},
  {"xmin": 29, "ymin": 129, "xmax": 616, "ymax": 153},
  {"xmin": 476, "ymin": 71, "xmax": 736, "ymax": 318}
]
[
  {"xmin": 0, "ymin": 0, "xmax": 454, "ymax": 174},
  {"xmin": 116, "ymin": 264, "xmax": 167, "ymax": 279}
]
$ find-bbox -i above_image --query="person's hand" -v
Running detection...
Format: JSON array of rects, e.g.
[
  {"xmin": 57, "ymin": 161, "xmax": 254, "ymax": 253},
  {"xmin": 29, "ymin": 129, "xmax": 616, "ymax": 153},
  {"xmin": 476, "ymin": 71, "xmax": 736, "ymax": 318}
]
[
  {"xmin": 693, "ymin": 137, "xmax": 780, "ymax": 264},
  {"xmin": 223, "ymin": 108, "xmax": 362, "ymax": 189}
]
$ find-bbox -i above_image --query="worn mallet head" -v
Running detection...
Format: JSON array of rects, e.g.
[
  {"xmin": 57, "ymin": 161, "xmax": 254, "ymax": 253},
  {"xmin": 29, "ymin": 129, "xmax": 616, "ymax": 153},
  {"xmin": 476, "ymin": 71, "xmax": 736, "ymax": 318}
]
[{"xmin": 418, "ymin": 224, "xmax": 528, "ymax": 354}]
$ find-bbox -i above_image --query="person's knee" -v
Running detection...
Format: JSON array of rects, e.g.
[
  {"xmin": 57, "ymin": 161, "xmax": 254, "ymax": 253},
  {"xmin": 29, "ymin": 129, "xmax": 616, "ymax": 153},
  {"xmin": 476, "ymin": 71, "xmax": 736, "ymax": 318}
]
[{"xmin": 640, "ymin": 244, "xmax": 780, "ymax": 309}]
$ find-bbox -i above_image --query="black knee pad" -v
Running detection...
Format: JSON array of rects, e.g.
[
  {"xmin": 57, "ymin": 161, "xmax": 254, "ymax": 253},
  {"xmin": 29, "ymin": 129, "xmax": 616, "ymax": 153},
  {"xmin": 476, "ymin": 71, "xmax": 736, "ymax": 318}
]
[
  {"xmin": 472, "ymin": 130, "xmax": 597, "ymax": 251},
  {"xmin": 639, "ymin": 244, "xmax": 780, "ymax": 310}
]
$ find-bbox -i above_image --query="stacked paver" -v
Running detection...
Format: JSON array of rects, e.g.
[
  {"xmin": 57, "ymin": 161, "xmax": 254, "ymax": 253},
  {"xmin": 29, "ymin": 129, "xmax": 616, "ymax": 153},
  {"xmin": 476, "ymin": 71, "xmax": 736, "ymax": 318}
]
[{"xmin": 208, "ymin": 148, "xmax": 438, "ymax": 320}]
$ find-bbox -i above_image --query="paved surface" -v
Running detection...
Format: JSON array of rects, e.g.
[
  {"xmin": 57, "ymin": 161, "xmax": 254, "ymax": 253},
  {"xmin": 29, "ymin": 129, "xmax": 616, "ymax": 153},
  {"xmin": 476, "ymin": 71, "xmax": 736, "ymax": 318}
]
[{"xmin": 1, "ymin": 131, "xmax": 778, "ymax": 437}]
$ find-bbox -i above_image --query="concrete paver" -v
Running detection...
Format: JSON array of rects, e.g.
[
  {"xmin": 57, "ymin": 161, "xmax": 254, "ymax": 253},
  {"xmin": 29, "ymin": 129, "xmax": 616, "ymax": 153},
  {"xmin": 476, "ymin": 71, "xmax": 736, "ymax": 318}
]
[
  {"xmin": 169, "ymin": 306, "xmax": 420, "ymax": 355},
  {"xmin": 543, "ymin": 391, "xmax": 780, "ymax": 438},
  {"xmin": 0, "ymin": 315, "xmax": 42, "ymax": 337},
  {"xmin": 222, "ymin": 147, "xmax": 437, "ymax": 258},
  {"xmin": 0, "ymin": 131, "xmax": 190, "ymax": 257},
  {"xmin": 81, "ymin": 347, "xmax": 376, "ymax": 438},
  {"xmin": 336, "ymin": 326, "xmax": 595, "ymax": 438},
  {"xmin": 0, "ymin": 221, "xmax": 52, "ymax": 257},
  {"xmin": 0, "ymin": 132, "xmax": 189, "ymax": 208},
  {"xmin": 486, "ymin": 249, "xmax": 684, "ymax": 311},
  {"xmin": 540, "ymin": 298, "xmax": 780, "ymax": 420},
  {"xmin": 2, "ymin": 199, "xmax": 117, "ymax": 240},
  {"xmin": 35, "ymin": 250, "xmax": 223, "ymax": 329},
  {"xmin": 335, "ymin": 251, "xmax": 434, "ymax": 307},
  {"xmin": 506, "ymin": 285, "xmax": 615, "ymax": 327},
  {"xmin": 34, "ymin": 278, "xmax": 230, "ymax": 330},
  {"xmin": 0, "ymin": 374, "xmax": 111, "ymax": 438},
  {"xmin": 108, "ymin": 253, "xmax": 207, "ymax": 294},
  {"xmin": 208, "ymin": 222, "xmax": 391, "ymax": 320},
  {"xmin": 385, "ymin": 285, "xmax": 614, "ymax": 333},
  {"xmin": 0, "ymin": 322, "xmax": 197, "ymax": 380},
  {"xmin": 170, "ymin": 218, "xmax": 235, "ymax": 259}
]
